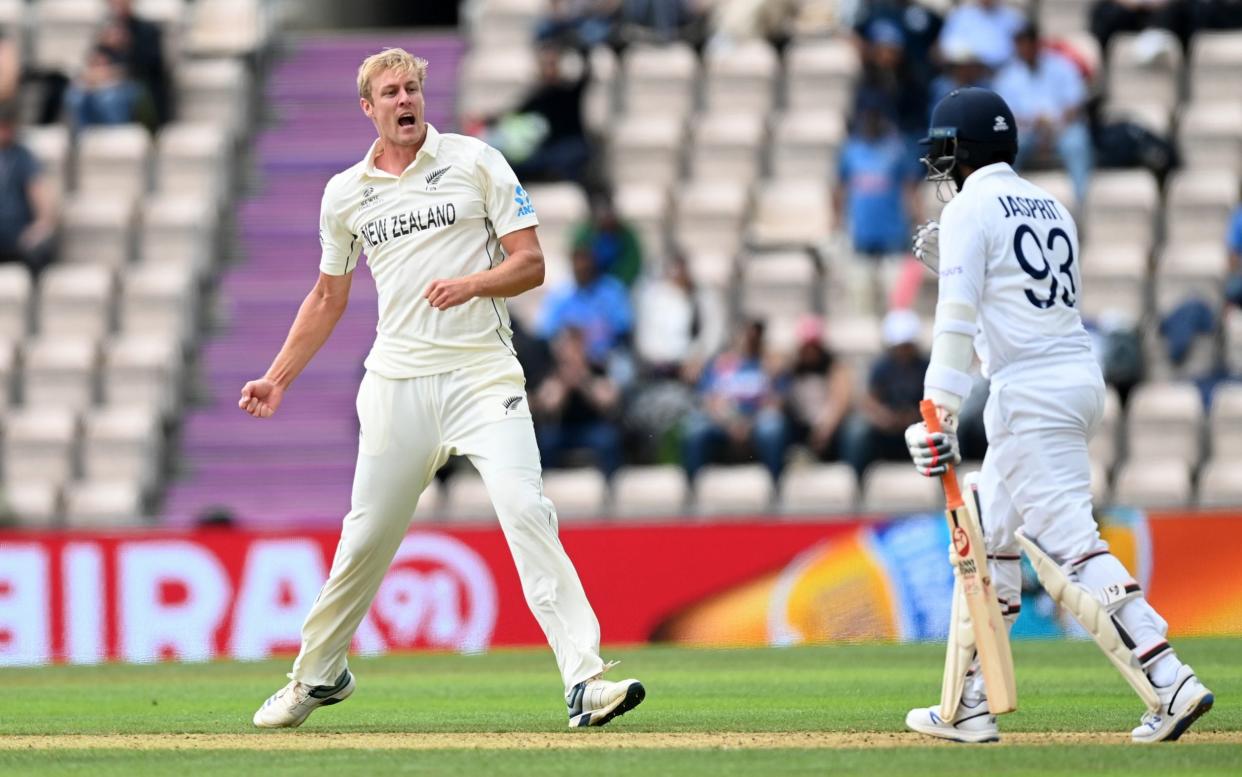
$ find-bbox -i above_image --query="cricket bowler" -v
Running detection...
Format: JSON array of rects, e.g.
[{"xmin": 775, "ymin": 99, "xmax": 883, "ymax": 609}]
[
  {"xmin": 902, "ymin": 87, "xmax": 1214, "ymax": 743},
  {"xmin": 239, "ymin": 48, "xmax": 644, "ymax": 729}
]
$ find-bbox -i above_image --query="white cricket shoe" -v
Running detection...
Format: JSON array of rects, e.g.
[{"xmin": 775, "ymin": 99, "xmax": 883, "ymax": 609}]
[
  {"xmin": 253, "ymin": 669, "xmax": 355, "ymax": 728},
  {"xmin": 566, "ymin": 666, "xmax": 645, "ymax": 728},
  {"xmin": 905, "ymin": 700, "xmax": 1000, "ymax": 743},
  {"xmin": 1131, "ymin": 664, "xmax": 1214, "ymax": 743}
]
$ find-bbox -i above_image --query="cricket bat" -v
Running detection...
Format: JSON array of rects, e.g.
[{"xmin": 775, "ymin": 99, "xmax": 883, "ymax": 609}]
[{"xmin": 921, "ymin": 399, "xmax": 1017, "ymax": 716}]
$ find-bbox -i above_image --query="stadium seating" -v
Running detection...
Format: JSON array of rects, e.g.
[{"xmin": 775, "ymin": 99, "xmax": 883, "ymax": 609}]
[
  {"xmin": 1125, "ymin": 382, "xmax": 1204, "ymax": 466},
  {"xmin": 541, "ymin": 468, "xmax": 608, "ymax": 521},
  {"xmin": 694, "ymin": 464, "xmax": 774, "ymax": 516},
  {"xmin": 8, "ymin": 2, "xmax": 1233, "ymax": 527},
  {"xmin": 0, "ymin": 0, "xmax": 253, "ymax": 525},
  {"xmin": 1113, "ymin": 459, "xmax": 1193, "ymax": 508},
  {"xmin": 612, "ymin": 465, "xmax": 690, "ymax": 519},
  {"xmin": 779, "ymin": 463, "xmax": 858, "ymax": 516},
  {"xmin": 861, "ymin": 463, "xmax": 941, "ymax": 515}
]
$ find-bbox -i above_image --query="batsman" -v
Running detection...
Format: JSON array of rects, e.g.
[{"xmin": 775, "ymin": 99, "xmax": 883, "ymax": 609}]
[{"xmin": 902, "ymin": 87, "xmax": 1214, "ymax": 744}]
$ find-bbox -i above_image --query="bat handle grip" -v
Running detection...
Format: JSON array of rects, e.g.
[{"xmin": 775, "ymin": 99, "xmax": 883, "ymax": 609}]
[{"xmin": 920, "ymin": 399, "xmax": 964, "ymax": 510}]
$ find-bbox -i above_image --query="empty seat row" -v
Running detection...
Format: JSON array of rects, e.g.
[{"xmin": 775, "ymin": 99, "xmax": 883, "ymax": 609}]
[
  {"xmin": 0, "ymin": 332, "xmax": 183, "ymax": 414},
  {"xmin": 0, "ymin": 262, "xmax": 199, "ymax": 342},
  {"xmin": 408, "ymin": 450, "xmax": 1241, "ymax": 523},
  {"xmin": 23, "ymin": 122, "xmax": 232, "ymax": 206},
  {"xmin": 1, "ymin": 402, "xmax": 165, "ymax": 490},
  {"xmin": 460, "ymin": 38, "xmax": 858, "ymax": 121}
]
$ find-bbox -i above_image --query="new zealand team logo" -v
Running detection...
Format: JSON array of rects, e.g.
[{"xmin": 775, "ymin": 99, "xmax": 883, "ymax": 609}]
[
  {"xmin": 514, "ymin": 185, "xmax": 535, "ymax": 217},
  {"xmin": 425, "ymin": 165, "xmax": 451, "ymax": 190}
]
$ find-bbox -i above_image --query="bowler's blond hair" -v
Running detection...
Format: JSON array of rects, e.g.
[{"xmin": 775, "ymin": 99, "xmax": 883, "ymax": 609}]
[{"xmin": 357, "ymin": 48, "xmax": 429, "ymax": 101}]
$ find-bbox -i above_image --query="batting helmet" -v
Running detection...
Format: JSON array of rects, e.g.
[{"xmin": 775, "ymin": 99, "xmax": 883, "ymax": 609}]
[{"xmin": 920, "ymin": 87, "xmax": 1019, "ymax": 184}]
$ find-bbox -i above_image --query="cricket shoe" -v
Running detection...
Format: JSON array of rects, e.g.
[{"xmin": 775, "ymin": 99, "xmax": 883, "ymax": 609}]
[
  {"xmin": 1131, "ymin": 664, "xmax": 1214, "ymax": 743},
  {"xmin": 566, "ymin": 664, "xmax": 645, "ymax": 728},
  {"xmin": 253, "ymin": 669, "xmax": 355, "ymax": 728},
  {"xmin": 905, "ymin": 700, "xmax": 999, "ymax": 743}
]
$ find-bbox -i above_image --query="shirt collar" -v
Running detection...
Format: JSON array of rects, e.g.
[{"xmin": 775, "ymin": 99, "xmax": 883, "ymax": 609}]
[
  {"xmin": 969, "ymin": 162, "xmax": 1014, "ymax": 182},
  {"xmin": 362, "ymin": 122, "xmax": 441, "ymax": 178}
]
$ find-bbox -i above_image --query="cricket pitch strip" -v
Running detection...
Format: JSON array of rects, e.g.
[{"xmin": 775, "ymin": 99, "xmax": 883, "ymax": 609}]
[{"xmin": 3, "ymin": 731, "xmax": 1240, "ymax": 750}]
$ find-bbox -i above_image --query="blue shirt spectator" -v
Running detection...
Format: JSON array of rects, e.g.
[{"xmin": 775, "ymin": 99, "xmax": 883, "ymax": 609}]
[
  {"xmin": 1228, "ymin": 205, "xmax": 1242, "ymax": 258},
  {"xmin": 537, "ymin": 247, "xmax": 633, "ymax": 364},
  {"xmin": 853, "ymin": 0, "xmax": 943, "ymax": 82},
  {"xmin": 929, "ymin": 43, "xmax": 992, "ymax": 117},
  {"xmin": 0, "ymin": 106, "xmax": 57, "ymax": 275},
  {"xmin": 837, "ymin": 95, "xmax": 923, "ymax": 257},
  {"xmin": 64, "ymin": 45, "xmax": 143, "ymax": 129},
  {"xmin": 1226, "ymin": 203, "xmax": 1242, "ymax": 308},
  {"xmin": 938, "ymin": 0, "xmax": 1026, "ymax": 69},
  {"xmin": 681, "ymin": 320, "xmax": 790, "ymax": 481}
]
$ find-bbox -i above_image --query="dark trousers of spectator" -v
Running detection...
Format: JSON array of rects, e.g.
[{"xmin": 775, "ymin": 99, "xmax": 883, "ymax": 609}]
[
  {"xmin": 681, "ymin": 408, "xmax": 789, "ymax": 482},
  {"xmin": 1227, "ymin": 273, "xmax": 1242, "ymax": 308},
  {"xmin": 537, "ymin": 420, "xmax": 623, "ymax": 479},
  {"xmin": 0, "ymin": 239, "xmax": 55, "ymax": 278},
  {"xmin": 512, "ymin": 136, "xmax": 592, "ymax": 186},
  {"xmin": 1091, "ymin": 0, "xmax": 1193, "ymax": 52},
  {"xmin": 841, "ymin": 415, "xmax": 912, "ymax": 479}
]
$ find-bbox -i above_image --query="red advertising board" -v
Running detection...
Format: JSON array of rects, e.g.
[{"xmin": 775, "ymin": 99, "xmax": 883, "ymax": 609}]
[{"xmin": 0, "ymin": 511, "xmax": 1238, "ymax": 666}]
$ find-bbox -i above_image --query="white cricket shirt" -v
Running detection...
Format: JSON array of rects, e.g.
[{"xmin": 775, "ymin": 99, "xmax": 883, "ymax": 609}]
[
  {"xmin": 935, "ymin": 163, "xmax": 1095, "ymax": 385},
  {"xmin": 318, "ymin": 123, "xmax": 540, "ymax": 377}
]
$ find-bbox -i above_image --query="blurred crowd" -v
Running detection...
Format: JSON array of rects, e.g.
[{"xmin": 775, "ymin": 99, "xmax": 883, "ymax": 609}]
[
  {"xmin": 464, "ymin": 0, "xmax": 1242, "ymax": 487},
  {"xmin": 1, "ymin": 0, "xmax": 172, "ymax": 278}
]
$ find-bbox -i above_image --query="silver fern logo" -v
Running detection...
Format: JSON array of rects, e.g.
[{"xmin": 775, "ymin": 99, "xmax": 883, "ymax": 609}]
[
  {"xmin": 502, "ymin": 395, "xmax": 524, "ymax": 415},
  {"xmin": 425, "ymin": 165, "xmax": 452, "ymax": 190}
]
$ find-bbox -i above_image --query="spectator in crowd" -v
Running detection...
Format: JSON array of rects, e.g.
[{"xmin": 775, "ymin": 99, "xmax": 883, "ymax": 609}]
[
  {"xmin": 0, "ymin": 31, "xmax": 17, "ymax": 104},
  {"xmin": 852, "ymin": 0, "xmax": 943, "ymax": 80},
  {"xmin": 502, "ymin": 43, "xmax": 592, "ymax": 185},
  {"xmin": 537, "ymin": 245, "xmax": 633, "ymax": 367},
  {"xmin": 104, "ymin": 0, "xmax": 172, "ymax": 126},
  {"xmin": 0, "ymin": 103, "xmax": 57, "ymax": 276},
  {"xmin": 534, "ymin": 326, "xmax": 625, "ymax": 477},
  {"xmin": 841, "ymin": 309, "xmax": 929, "ymax": 477},
  {"xmin": 1193, "ymin": 0, "xmax": 1242, "ymax": 31},
  {"xmin": 994, "ymin": 21, "xmax": 1094, "ymax": 205},
  {"xmin": 928, "ymin": 42, "xmax": 991, "ymax": 115},
  {"xmin": 786, "ymin": 315, "xmax": 854, "ymax": 462},
  {"xmin": 938, "ymin": 0, "xmax": 1026, "ymax": 70},
  {"xmin": 704, "ymin": 0, "xmax": 799, "ymax": 51},
  {"xmin": 64, "ymin": 45, "xmax": 144, "ymax": 129},
  {"xmin": 537, "ymin": 0, "xmax": 618, "ymax": 47},
  {"xmin": 835, "ymin": 89, "xmax": 924, "ymax": 259},
  {"xmin": 681, "ymin": 319, "xmax": 790, "ymax": 483},
  {"xmin": 855, "ymin": 18, "xmax": 929, "ymax": 143},
  {"xmin": 1090, "ymin": 0, "xmax": 1193, "ymax": 54},
  {"xmin": 571, "ymin": 190, "xmax": 643, "ymax": 286},
  {"xmin": 615, "ymin": 0, "xmax": 704, "ymax": 47},
  {"xmin": 633, "ymin": 252, "xmax": 727, "ymax": 377},
  {"xmin": 1226, "ymin": 190, "xmax": 1242, "ymax": 308}
]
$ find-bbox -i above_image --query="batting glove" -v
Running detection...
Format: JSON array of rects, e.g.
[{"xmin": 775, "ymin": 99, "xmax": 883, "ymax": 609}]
[
  {"xmin": 904, "ymin": 419, "xmax": 960, "ymax": 477},
  {"xmin": 912, "ymin": 219, "xmax": 940, "ymax": 273}
]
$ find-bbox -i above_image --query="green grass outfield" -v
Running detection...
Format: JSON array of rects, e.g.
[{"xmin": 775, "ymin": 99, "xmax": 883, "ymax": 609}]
[{"xmin": 1, "ymin": 638, "xmax": 1238, "ymax": 776}]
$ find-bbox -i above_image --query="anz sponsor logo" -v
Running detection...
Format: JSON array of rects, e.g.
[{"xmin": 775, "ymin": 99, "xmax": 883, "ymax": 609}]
[{"xmin": 514, "ymin": 185, "xmax": 535, "ymax": 217}]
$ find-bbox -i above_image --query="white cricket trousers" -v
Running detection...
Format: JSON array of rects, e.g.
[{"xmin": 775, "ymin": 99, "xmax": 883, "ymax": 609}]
[
  {"xmin": 289, "ymin": 358, "xmax": 606, "ymax": 693},
  {"xmin": 970, "ymin": 360, "xmax": 1178, "ymax": 697}
]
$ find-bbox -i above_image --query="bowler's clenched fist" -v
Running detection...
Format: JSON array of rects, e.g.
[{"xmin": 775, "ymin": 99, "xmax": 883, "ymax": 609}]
[
  {"xmin": 239, "ymin": 378, "xmax": 284, "ymax": 418},
  {"xmin": 424, "ymin": 276, "xmax": 478, "ymax": 310}
]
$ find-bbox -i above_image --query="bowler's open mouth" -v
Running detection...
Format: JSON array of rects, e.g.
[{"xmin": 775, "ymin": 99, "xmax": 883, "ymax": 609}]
[{"xmin": 398, "ymin": 114, "xmax": 416, "ymax": 127}]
